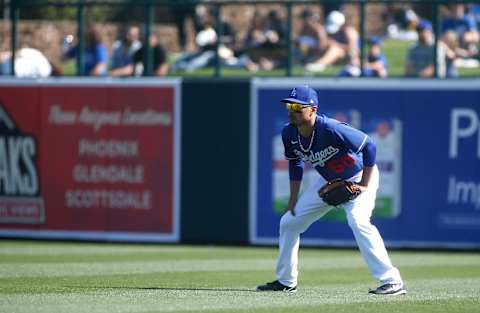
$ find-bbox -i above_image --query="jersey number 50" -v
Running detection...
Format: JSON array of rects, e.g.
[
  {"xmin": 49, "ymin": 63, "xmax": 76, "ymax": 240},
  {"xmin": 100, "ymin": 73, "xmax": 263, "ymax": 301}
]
[{"xmin": 326, "ymin": 155, "xmax": 355, "ymax": 173}]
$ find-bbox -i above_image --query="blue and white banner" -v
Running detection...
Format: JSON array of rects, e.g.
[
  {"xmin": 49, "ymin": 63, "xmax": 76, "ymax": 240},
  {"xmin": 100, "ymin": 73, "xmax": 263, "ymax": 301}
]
[{"xmin": 250, "ymin": 79, "xmax": 480, "ymax": 249}]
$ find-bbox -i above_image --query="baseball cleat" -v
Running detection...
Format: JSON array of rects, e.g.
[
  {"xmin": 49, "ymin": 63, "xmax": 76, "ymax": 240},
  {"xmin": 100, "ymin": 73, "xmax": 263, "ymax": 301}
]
[
  {"xmin": 368, "ymin": 283, "xmax": 406, "ymax": 295},
  {"xmin": 256, "ymin": 280, "xmax": 297, "ymax": 292}
]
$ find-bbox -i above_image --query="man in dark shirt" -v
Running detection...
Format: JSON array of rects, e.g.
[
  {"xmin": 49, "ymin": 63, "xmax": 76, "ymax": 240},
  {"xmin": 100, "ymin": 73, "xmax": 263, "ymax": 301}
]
[{"xmin": 133, "ymin": 33, "xmax": 168, "ymax": 76}]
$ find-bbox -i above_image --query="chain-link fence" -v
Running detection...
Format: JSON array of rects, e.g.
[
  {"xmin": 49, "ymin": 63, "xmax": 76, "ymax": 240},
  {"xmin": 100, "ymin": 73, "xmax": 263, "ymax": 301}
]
[{"xmin": 2, "ymin": 0, "xmax": 479, "ymax": 78}]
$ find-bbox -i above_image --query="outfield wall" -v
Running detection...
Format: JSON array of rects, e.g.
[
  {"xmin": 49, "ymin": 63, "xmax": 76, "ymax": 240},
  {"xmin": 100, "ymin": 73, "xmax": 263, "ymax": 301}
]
[
  {"xmin": 0, "ymin": 78, "xmax": 479, "ymax": 249},
  {"xmin": 0, "ymin": 79, "xmax": 181, "ymax": 242}
]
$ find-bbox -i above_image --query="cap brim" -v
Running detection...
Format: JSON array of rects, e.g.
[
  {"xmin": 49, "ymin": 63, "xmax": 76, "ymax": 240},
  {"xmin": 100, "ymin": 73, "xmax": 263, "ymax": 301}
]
[{"xmin": 280, "ymin": 97, "xmax": 311, "ymax": 105}]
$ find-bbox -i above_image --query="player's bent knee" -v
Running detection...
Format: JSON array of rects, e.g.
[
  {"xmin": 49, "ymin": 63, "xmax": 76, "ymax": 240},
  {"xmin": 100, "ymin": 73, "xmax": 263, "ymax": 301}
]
[
  {"xmin": 279, "ymin": 212, "xmax": 303, "ymax": 233},
  {"xmin": 279, "ymin": 213, "xmax": 293, "ymax": 232}
]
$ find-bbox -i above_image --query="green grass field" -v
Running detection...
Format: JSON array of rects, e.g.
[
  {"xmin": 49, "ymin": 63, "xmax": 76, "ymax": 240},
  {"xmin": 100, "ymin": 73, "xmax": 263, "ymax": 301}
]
[{"xmin": 1, "ymin": 240, "xmax": 479, "ymax": 313}]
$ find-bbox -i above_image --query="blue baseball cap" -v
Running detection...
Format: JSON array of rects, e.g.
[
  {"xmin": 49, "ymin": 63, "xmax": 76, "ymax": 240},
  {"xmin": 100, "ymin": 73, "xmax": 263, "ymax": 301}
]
[
  {"xmin": 280, "ymin": 85, "xmax": 318, "ymax": 107},
  {"xmin": 416, "ymin": 19, "xmax": 432, "ymax": 32},
  {"xmin": 367, "ymin": 36, "xmax": 382, "ymax": 46}
]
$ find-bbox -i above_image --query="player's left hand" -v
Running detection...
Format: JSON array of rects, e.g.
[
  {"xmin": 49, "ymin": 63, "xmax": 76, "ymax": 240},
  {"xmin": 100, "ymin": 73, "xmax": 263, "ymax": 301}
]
[
  {"xmin": 318, "ymin": 179, "xmax": 363, "ymax": 206},
  {"xmin": 356, "ymin": 184, "xmax": 368, "ymax": 193}
]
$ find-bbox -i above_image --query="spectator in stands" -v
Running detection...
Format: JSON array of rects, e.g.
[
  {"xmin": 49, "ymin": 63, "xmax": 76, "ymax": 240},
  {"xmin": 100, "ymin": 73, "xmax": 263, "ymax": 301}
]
[
  {"xmin": 132, "ymin": 33, "xmax": 168, "ymax": 76},
  {"xmin": 405, "ymin": 20, "xmax": 446, "ymax": 78},
  {"xmin": 363, "ymin": 36, "xmax": 388, "ymax": 78},
  {"xmin": 305, "ymin": 10, "xmax": 360, "ymax": 73},
  {"xmin": 441, "ymin": 4, "xmax": 479, "ymax": 58},
  {"xmin": 338, "ymin": 36, "xmax": 388, "ymax": 78},
  {"xmin": 171, "ymin": 7, "xmax": 241, "ymax": 73},
  {"xmin": 265, "ymin": 10, "xmax": 287, "ymax": 47},
  {"xmin": 172, "ymin": 3, "xmax": 198, "ymax": 50},
  {"xmin": 208, "ymin": 5, "xmax": 237, "ymax": 56},
  {"xmin": 171, "ymin": 18, "xmax": 218, "ymax": 72},
  {"xmin": 296, "ymin": 9, "xmax": 328, "ymax": 65},
  {"xmin": 242, "ymin": 10, "xmax": 287, "ymax": 71},
  {"xmin": 243, "ymin": 11, "xmax": 269, "ymax": 71},
  {"xmin": 385, "ymin": 6, "xmax": 420, "ymax": 41},
  {"xmin": 440, "ymin": 30, "xmax": 460, "ymax": 78},
  {"xmin": 0, "ymin": 48, "xmax": 52, "ymax": 78},
  {"xmin": 110, "ymin": 25, "xmax": 142, "ymax": 77},
  {"xmin": 63, "ymin": 24, "xmax": 108, "ymax": 76}
]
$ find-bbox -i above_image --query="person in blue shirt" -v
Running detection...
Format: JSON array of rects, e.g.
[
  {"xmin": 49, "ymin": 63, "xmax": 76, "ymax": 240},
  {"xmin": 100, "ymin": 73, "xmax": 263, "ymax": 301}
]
[
  {"xmin": 257, "ymin": 85, "xmax": 405, "ymax": 296},
  {"xmin": 363, "ymin": 36, "xmax": 388, "ymax": 77},
  {"xmin": 110, "ymin": 25, "xmax": 142, "ymax": 77},
  {"xmin": 64, "ymin": 25, "xmax": 109, "ymax": 76},
  {"xmin": 405, "ymin": 20, "xmax": 446, "ymax": 77},
  {"xmin": 338, "ymin": 36, "xmax": 388, "ymax": 77}
]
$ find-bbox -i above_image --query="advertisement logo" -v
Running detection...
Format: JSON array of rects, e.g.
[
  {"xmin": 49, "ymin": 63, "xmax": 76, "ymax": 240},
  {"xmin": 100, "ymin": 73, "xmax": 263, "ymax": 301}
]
[
  {"xmin": 0, "ymin": 105, "xmax": 45, "ymax": 224},
  {"xmin": 443, "ymin": 108, "xmax": 480, "ymax": 227}
]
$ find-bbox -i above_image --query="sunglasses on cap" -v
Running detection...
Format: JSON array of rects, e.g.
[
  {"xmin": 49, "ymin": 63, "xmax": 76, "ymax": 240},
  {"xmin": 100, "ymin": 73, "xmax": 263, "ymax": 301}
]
[{"xmin": 285, "ymin": 102, "xmax": 313, "ymax": 113}]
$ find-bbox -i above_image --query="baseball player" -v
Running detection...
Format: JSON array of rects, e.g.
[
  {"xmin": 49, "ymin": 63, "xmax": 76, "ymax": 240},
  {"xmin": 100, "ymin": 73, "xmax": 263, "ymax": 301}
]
[{"xmin": 256, "ymin": 85, "xmax": 405, "ymax": 295}]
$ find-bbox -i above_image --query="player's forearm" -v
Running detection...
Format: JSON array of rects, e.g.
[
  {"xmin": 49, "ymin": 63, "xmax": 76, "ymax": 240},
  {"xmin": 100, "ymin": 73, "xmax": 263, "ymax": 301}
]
[
  {"xmin": 287, "ymin": 180, "xmax": 302, "ymax": 211},
  {"xmin": 359, "ymin": 166, "xmax": 374, "ymax": 187},
  {"xmin": 287, "ymin": 159, "xmax": 303, "ymax": 212}
]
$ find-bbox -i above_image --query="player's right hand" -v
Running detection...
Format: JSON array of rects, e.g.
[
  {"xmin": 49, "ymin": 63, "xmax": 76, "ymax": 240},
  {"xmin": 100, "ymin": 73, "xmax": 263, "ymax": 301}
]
[{"xmin": 285, "ymin": 204, "xmax": 296, "ymax": 216}]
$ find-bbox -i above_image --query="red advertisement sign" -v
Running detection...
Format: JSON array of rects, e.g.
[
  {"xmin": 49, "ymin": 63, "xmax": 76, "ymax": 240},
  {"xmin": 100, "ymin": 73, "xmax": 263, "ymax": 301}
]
[{"xmin": 0, "ymin": 80, "xmax": 180, "ymax": 241}]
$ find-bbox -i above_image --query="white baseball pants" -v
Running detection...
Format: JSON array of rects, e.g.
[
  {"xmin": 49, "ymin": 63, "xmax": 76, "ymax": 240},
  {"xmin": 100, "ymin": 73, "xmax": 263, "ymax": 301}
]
[{"xmin": 276, "ymin": 166, "xmax": 403, "ymax": 287}]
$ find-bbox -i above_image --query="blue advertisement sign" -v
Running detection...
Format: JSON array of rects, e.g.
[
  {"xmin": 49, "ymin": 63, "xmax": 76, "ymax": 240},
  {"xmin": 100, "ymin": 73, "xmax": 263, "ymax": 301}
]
[{"xmin": 249, "ymin": 79, "xmax": 480, "ymax": 249}]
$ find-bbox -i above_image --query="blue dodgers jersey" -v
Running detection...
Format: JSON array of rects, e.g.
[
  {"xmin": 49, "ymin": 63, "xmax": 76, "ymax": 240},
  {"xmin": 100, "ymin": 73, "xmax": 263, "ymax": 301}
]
[{"xmin": 282, "ymin": 115, "xmax": 369, "ymax": 181}]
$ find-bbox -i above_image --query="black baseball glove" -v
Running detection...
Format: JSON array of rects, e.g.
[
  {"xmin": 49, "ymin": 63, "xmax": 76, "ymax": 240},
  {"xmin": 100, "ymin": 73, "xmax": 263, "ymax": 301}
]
[{"xmin": 318, "ymin": 179, "xmax": 362, "ymax": 206}]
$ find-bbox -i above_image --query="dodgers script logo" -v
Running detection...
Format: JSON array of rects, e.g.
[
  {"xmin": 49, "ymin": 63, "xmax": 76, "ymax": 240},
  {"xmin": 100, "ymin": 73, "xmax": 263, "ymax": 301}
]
[
  {"xmin": 0, "ymin": 105, "xmax": 45, "ymax": 224},
  {"xmin": 294, "ymin": 146, "xmax": 339, "ymax": 167}
]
